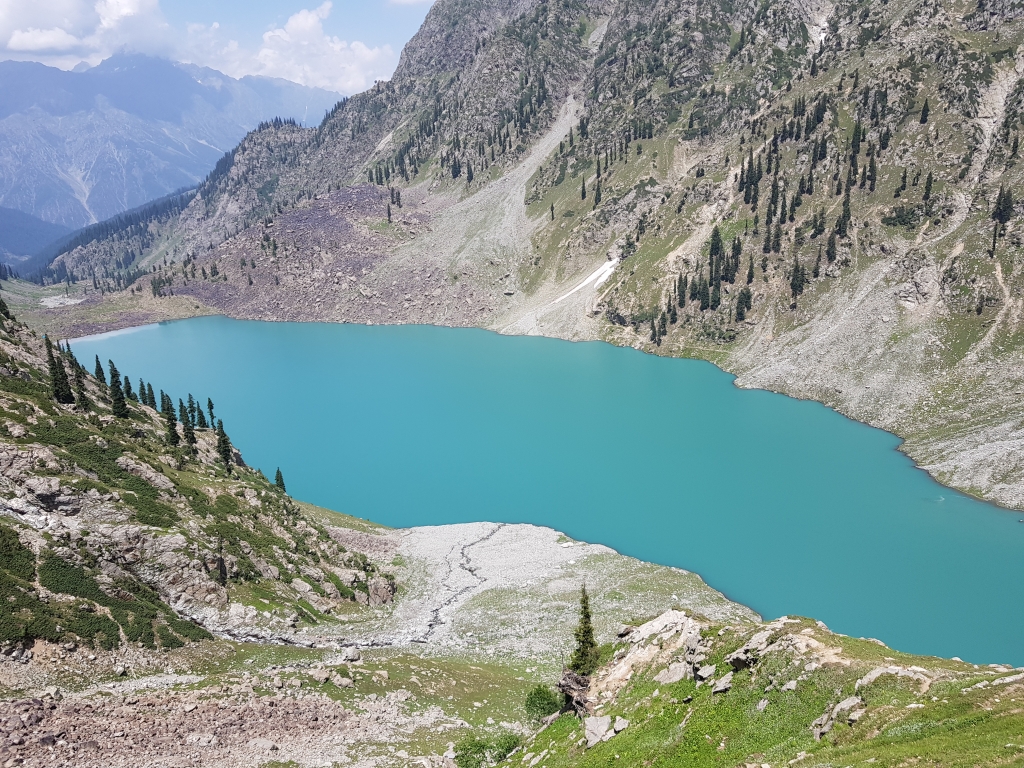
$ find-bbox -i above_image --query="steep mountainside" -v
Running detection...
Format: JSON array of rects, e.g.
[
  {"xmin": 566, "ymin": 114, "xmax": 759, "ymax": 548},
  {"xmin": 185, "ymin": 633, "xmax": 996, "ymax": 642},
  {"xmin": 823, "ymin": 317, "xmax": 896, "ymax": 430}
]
[
  {"xmin": 0, "ymin": 55, "xmax": 340, "ymax": 231},
  {"xmin": 26, "ymin": 0, "xmax": 1024, "ymax": 510}
]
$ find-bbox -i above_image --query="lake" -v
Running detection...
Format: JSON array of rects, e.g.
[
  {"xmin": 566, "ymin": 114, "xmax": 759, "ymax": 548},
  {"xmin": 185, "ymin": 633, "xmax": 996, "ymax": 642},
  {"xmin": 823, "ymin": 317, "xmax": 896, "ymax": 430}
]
[{"xmin": 72, "ymin": 316, "xmax": 1024, "ymax": 665}]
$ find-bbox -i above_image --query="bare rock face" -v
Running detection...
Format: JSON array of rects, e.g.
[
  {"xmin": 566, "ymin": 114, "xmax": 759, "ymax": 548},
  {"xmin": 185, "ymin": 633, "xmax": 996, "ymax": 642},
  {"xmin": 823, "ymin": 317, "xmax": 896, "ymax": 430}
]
[
  {"xmin": 115, "ymin": 455, "xmax": 175, "ymax": 492},
  {"xmin": 367, "ymin": 576, "xmax": 396, "ymax": 606}
]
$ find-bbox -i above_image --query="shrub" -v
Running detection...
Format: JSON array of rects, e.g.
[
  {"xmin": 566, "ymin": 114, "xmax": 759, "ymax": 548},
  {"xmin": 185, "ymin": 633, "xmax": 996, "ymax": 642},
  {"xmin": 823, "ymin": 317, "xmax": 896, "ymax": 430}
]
[
  {"xmin": 0, "ymin": 525, "xmax": 35, "ymax": 581},
  {"xmin": 454, "ymin": 737, "xmax": 490, "ymax": 768},
  {"xmin": 525, "ymin": 684, "xmax": 561, "ymax": 720},
  {"xmin": 454, "ymin": 732, "xmax": 521, "ymax": 768}
]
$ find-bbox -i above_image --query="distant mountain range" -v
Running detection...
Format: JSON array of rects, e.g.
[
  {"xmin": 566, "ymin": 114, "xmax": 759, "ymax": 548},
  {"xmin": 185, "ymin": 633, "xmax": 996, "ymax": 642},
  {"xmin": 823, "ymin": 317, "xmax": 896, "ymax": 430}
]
[
  {"xmin": 0, "ymin": 54, "xmax": 341, "ymax": 250},
  {"xmin": 0, "ymin": 206, "xmax": 70, "ymax": 264}
]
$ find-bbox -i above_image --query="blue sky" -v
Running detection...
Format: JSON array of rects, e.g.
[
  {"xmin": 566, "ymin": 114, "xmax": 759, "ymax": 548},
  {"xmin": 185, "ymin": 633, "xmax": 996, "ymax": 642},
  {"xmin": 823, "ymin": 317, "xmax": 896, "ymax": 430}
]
[{"xmin": 0, "ymin": 0, "xmax": 435, "ymax": 94}]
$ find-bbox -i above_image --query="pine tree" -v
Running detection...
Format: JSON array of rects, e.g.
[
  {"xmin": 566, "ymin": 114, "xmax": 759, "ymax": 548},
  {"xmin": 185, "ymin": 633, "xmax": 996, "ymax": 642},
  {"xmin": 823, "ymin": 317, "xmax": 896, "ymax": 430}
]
[
  {"xmin": 139, "ymin": 379, "xmax": 147, "ymax": 405},
  {"xmin": 747, "ymin": 255, "xmax": 755, "ymax": 284},
  {"xmin": 163, "ymin": 393, "xmax": 180, "ymax": 445},
  {"xmin": 568, "ymin": 585, "xmax": 599, "ymax": 676},
  {"xmin": 581, "ymin": 176, "xmax": 587, "ymax": 200},
  {"xmin": 678, "ymin": 275, "xmax": 687, "ymax": 308},
  {"xmin": 45, "ymin": 337, "xmax": 75, "ymax": 405},
  {"xmin": 208, "ymin": 398, "xmax": 216, "ymax": 426},
  {"xmin": 108, "ymin": 361, "xmax": 129, "ymax": 418},
  {"xmin": 216, "ymin": 420, "xmax": 232, "ymax": 470},
  {"xmin": 72, "ymin": 364, "xmax": 89, "ymax": 410},
  {"xmin": 179, "ymin": 399, "xmax": 196, "ymax": 446},
  {"xmin": 994, "ymin": 185, "xmax": 1014, "ymax": 225},
  {"xmin": 123, "ymin": 376, "xmax": 137, "ymax": 402},
  {"xmin": 146, "ymin": 383, "xmax": 156, "ymax": 409},
  {"xmin": 275, "ymin": 468, "xmax": 286, "ymax": 491},
  {"xmin": 919, "ymin": 98, "xmax": 930, "ymax": 124},
  {"xmin": 94, "ymin": 355, "xmax": 107, "ymax": 385},
  {"xmin": 826, "ymin": 230, "xmax": 838, "ymax": 262}
]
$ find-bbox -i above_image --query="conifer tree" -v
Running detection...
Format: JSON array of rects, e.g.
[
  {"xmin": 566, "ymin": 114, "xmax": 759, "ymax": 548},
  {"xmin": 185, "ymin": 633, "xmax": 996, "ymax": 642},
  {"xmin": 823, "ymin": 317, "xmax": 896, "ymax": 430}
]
[
  {"xmin": 275, "ymin": 468, "xmax": 286, "ymax": 491},
  {"xmin": 139, "ymin": 379, "xmax": 146, "ymax": 405},
  {"xmin": 73, "ymin": 364, "xmax": 89, "ymax": 410},
  {"xmin": 568, "ymin": 585, "xmax": 599, "ymax": 676},
  {"xmin": 94, "ymin": 355, "xmax": 107, "ymax": 385},
  {"xmin": 216, "ymin": 420, "xmax": 232, "ymax": 470},
  {"xmin": 146, "ymin": 383, "xmax": 156, "ymax": 409},
  {"xmin": 45, "ymin": 337, "xmax": 75, "ymax": 405},
  {"xmin": 108, "ymin": 361, "xmax": 129, "ymax": 417},
  {"xmin": 826, "ymin": 230, "xmax": 838, "ymax": 262},
  {"xmin": 581, "ymin": 176, "xmax": 587, "ymax": 200},
  {"xmin": 196, "ymin": 403, "xmax": 209, "ymax": 429},
  {"xmin": 179, "ymin": 399, "xmax": 196, "ymax": 446},
  {"xmin": 920, "ymin": 98, "xmax": 930, "ymax": 124},
  {"xmin": 747, "ymin": 255, "xmax": 755, "ymax": 284},
  {"xmin": 208, "ymin": 398, "xmax": 216, "ymax": 426},
  {"xmin": 163, "ymin": 393, "xmax": 179, "ymax": 445},
  {"xmin": 994, "ymin": 185, "xmax": 1014, "ymax": 225},
  {"xmin": 187, "ymin": 394, "xmax": 198, "ymax": 427},
  {"xmin": 123, "ymin": 376, "xmax": 137, "ymax": 402}
]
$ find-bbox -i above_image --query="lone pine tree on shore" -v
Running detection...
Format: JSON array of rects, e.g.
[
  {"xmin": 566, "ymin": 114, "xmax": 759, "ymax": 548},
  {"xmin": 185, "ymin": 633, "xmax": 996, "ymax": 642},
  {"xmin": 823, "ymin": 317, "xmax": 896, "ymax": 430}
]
[
  {"xmin": 568, "ymin": 584, "xmax": 599, "ymax": 676},
  {"xmin": 275, "ymin": 468, "xmax": 286, "ymax": 491}
]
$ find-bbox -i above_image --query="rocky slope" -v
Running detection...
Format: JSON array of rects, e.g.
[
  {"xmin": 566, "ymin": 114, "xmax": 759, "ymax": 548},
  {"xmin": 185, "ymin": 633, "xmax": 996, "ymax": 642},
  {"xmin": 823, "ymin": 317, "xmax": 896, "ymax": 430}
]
[
  {"xmin": 20, "ymin": 0, "xmax": 1024, "ymax": 515},
  {"xmin": 0, "ymin": 314, "xmax": 399, "ymax": 667}
]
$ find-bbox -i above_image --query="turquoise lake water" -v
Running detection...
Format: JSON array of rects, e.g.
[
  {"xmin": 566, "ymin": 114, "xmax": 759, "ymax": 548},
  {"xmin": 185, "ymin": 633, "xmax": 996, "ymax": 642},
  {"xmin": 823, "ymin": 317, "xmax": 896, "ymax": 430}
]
[{"xmin": 72, "ymin": 316, "xmax": 1024, "ymax": 665}]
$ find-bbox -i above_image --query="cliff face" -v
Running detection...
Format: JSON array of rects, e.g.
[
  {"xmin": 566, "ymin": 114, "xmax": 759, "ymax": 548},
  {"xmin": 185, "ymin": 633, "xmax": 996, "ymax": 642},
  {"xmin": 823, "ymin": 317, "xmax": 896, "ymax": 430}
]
[{"xmin": 27, "ymin": 0, "xmax": 1024, "ymax": 509}]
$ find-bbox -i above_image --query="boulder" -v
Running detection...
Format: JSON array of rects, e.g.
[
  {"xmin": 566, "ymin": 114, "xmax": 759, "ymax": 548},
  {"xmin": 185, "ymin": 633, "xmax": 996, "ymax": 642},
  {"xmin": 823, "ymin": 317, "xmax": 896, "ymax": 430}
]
[
  {"xmin": 584, "ymin": 716, "xmax": 611, "ymax": 748},
  {"xmin": 251, "ymin": 738, "xmax": 278, "ymax": 751},
  {"xmin": 695, "ymin": 664, "xmax": 716, "ymax": 681},
  {"xmin": 712, "ymin": 672, "xmax": 734, "ymax": 694},
  {"xmin": 340, "ymin": 647, "xmax": 361, "ymax": 662},
  {"xmin": 654, "ymin": 662, "xmax": 691, "ymax": 685},
  {"xmin": 613, "ymin": 716, "xmax": 629, "ymax": 733},
  {"xmin": 368, "ymin": 576, "xmax": 395, "ymax": 606},
  {"xmin": 726, "ymin": 629, "xmax": 774, "ymax": 670}
]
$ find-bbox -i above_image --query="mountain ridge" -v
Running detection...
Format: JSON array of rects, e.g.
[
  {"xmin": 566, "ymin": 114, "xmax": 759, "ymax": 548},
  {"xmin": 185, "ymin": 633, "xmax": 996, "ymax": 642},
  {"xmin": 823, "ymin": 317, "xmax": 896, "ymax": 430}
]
[
  {"xmin": 0, "ymin": 54, "xmax": 342, "ymax": 233},
  {"xmin": 12, "ymin": 0, "xmax": 1024, "ymax": 516}
]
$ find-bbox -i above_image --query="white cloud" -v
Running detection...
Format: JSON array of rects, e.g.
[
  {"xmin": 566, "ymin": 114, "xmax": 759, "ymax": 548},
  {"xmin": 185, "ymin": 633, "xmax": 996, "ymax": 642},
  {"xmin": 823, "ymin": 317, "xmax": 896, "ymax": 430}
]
[
  {"xmin": 183, "ymin": 2, "xmax": 396, "ymax": 94},
  {"xmin": 0, "ymin": 0, "xmax": 398, "ymax": 94},
  {"xmin": 7, "ymin": 27, "xmax": 81, "ymax": 52}
]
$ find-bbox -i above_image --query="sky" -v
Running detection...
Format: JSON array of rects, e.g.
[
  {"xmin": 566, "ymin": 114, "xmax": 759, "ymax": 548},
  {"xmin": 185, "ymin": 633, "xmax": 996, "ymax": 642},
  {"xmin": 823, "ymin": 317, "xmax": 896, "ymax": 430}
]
[{"xmin": 0, "ymin": 0, "xmax": 435, "ymax": 94}]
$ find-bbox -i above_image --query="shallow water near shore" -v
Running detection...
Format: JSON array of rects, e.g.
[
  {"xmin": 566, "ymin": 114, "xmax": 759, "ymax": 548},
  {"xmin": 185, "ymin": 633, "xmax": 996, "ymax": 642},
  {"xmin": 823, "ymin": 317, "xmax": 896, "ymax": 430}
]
[{"xmin": 73, "ymin": 316, "xmax": 1024, "ymax": 664}]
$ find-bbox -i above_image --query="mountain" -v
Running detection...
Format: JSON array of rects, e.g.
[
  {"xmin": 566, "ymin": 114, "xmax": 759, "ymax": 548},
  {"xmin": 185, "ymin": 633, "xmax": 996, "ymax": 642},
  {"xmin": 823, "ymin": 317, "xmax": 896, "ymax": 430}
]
[
  {"xmin": 0, "ymin": 207, "xmax": 70, "ymax": 261},
  {"xmin": 0, "ymin": 55, "xmax": 342, "ymax": 230},
  {"xmin": 22, "ymin": 0, "xmax": 1024, "ymax": 517}
]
